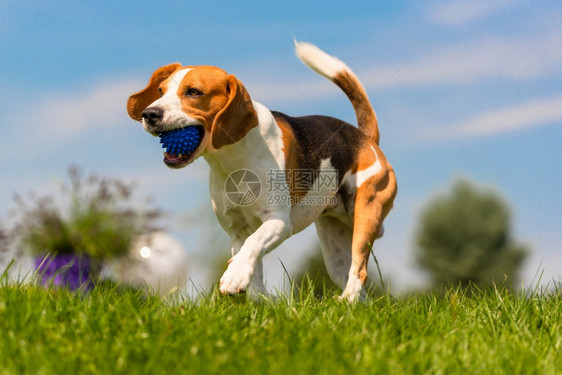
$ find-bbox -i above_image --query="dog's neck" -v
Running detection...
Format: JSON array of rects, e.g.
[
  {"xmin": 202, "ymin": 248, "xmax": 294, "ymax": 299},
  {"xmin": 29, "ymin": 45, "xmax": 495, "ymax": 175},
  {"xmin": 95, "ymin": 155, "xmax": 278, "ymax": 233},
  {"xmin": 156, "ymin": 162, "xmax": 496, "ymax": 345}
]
[
  {"xmin": 203, "ymin": 101, "xmax": 286, "ymax": 180},
  {"xmin": 203, "ymin": 137, "xmax": 253, "ymax": 180}
]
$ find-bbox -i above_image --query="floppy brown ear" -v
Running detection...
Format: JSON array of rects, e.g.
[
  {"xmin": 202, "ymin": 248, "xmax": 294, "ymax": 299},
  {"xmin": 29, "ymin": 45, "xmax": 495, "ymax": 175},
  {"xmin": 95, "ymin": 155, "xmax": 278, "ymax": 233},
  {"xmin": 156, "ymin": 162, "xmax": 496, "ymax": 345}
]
[
  {"xmin": 127, "ymin": 63, "xmax": 182, "ymax": 121},
  {"xmin": 211, "ymin": 74, "xmax": 259, "ymax": 149}
]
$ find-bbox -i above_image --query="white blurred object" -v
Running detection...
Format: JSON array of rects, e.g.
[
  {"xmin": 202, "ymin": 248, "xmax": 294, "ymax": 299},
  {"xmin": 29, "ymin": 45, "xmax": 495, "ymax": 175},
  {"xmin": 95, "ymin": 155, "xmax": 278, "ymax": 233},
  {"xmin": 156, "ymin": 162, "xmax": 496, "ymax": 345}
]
[{"xmin": 111, "ymin": 231, "xmax": 188, "ymax": 296}]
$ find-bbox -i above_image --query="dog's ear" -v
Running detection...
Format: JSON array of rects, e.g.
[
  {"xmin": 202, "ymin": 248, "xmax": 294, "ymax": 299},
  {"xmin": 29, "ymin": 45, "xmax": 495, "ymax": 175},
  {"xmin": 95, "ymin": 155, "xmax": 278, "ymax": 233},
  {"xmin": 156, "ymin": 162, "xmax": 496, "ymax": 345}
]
[
  {"xmin": 211, "ymin": 74, "xmax": 259, "ymax": 149},
  {"xmin": 127, "ymin": 63, "xmax": 182, "ymax": 121}
]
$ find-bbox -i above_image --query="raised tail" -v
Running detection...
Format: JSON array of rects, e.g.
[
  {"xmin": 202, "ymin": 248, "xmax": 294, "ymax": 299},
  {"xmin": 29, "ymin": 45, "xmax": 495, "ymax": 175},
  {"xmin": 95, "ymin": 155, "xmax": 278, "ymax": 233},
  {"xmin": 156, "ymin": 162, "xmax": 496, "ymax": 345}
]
[{"xmin": 294, "ymin": 41, "xmax": 379, "ymax": 145}]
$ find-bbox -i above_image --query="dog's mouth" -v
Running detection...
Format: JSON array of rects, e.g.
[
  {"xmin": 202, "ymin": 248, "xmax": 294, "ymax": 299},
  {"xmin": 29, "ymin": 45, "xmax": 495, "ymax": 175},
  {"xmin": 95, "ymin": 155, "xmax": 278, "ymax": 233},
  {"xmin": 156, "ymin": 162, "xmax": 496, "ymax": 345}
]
[{"xmin": 158, "ymin": 126, "xmax": 205, "ymax": 168}]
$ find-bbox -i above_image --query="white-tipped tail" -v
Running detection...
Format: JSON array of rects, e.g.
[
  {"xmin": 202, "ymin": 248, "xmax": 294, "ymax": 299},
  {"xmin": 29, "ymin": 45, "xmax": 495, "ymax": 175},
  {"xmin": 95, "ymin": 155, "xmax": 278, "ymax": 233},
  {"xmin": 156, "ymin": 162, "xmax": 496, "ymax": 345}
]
[
  {"xmin": 294, "ymin": 40, "xmax": 380, "ymax": 144},
  {"xmin": 294, "ymin": 40, "xmax": 351, "ymax": 80}
]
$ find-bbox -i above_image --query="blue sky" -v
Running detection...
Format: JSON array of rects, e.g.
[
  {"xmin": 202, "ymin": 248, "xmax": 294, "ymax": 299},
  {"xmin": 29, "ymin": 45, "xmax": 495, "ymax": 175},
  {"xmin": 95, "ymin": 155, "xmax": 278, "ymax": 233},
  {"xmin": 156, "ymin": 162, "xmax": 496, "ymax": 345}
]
[{"xmin": 1, "ymin": 0, "xmax": 561, "ymax": 291}]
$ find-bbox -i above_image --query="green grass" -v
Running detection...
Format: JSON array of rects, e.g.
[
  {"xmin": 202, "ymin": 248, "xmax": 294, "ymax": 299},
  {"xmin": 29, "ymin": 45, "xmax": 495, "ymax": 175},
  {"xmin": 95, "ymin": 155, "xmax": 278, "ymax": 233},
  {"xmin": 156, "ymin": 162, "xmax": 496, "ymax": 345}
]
[{"xmin": 0, "ymin": 276, "xmax": 561, "ymax": 375}]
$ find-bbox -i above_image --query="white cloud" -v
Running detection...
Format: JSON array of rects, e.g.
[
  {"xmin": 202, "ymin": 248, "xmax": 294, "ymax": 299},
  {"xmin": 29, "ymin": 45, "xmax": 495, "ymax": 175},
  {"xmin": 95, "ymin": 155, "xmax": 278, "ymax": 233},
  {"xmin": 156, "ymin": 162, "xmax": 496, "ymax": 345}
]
[
  {"xmin": 0, "ymin": 77, "xmax": 146, "ymax": 169},
  {"xmin": 430, "ymin": 0, "xmax": 519, "ymax": 26},
  {"xmin": 246, "ymin": 29, "xmax": 562, "ymax": 104},
  {"xmin": 245, "ymin": 77, "xmax": 340, "ymax": 104},
  {"xmin": 365, "ymin": 32, "xmax": 562, "ymax": 89},
  {"xmin": 31, "ymin": 78, "xmax": 143, "ymax": 139},
  {"xmin": 9, "ymin": 25, "xmax": 562, "ymax": 149},
  {"xmin": 442, "ymin": 94, "xmax": 562, "ymax": 138}
]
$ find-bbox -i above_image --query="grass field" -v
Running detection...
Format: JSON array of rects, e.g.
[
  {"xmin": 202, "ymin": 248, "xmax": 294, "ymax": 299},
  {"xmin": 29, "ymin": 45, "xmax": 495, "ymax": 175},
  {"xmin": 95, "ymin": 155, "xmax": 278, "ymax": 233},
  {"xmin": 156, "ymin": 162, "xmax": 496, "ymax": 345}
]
[{"xmin": 0, "ymin": 274, "xmax": 561, "ymax": 374}]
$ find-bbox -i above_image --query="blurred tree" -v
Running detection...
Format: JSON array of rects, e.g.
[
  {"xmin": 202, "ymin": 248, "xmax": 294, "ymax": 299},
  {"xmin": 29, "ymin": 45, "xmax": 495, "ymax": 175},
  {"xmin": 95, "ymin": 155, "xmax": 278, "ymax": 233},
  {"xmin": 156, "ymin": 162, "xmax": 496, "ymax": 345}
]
[
  {"xmin": 414, "ymin": 180, "xmax": 529, "ymax": 289},
  {"xmin": 0, "ymin": 223, "xmax": 9, "ymax": 262}
]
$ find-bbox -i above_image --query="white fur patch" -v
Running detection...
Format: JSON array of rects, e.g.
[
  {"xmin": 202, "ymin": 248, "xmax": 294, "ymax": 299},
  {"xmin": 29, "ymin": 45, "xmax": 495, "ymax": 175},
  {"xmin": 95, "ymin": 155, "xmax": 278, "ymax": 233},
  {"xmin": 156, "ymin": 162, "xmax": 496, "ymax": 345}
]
[
  {"xmin": 346, "ymin": 146, "xmax": 382, "ymax": 188},
  {"xmin": 160, "ymin": 68, "xmax": 190, "ymax": 109},
  {"xmin": 294, "ymin": 41, "xmax": 350, "ymax": 80},
  {"xmin": 253, "ymin": 101, "xmax": 286, "ymax": 171}
]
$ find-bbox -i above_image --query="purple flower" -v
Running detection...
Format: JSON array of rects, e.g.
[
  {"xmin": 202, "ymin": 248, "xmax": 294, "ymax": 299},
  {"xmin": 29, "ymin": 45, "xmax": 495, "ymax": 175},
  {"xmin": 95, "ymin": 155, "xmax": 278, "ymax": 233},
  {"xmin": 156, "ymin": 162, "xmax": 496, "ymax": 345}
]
[{"xmin": 34, "ymin": 254, "xmax": 93, "ymax": 291}]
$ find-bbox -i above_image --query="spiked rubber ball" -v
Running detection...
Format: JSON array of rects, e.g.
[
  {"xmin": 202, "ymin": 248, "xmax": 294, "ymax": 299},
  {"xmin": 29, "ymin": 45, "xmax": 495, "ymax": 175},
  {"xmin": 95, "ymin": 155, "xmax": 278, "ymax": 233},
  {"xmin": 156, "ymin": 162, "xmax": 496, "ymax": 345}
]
[{"xmin": 159, "ymin": 126, "xmax": 204, "ymax": 157}]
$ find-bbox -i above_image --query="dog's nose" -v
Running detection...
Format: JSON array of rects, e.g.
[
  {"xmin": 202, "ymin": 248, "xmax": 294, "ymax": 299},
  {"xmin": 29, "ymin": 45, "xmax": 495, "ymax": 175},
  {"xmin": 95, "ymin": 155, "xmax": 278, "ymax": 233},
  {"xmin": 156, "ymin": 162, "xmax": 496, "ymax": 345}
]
[{"xmin": 142, "ymin": 107, "xmax": 163, "ymax": 126}]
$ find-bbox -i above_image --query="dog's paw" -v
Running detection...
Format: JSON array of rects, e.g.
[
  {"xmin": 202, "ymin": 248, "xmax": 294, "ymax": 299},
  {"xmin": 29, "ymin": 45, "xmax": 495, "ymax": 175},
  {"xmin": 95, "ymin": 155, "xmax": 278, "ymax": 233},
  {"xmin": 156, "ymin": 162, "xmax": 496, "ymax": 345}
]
[
  {"xmin": 219, "ymin": 257, "xmax": 254, "ymax": 295},
  {"xmin": 339, "ymin": 275, "xmax": 367, "ymax": 303}
]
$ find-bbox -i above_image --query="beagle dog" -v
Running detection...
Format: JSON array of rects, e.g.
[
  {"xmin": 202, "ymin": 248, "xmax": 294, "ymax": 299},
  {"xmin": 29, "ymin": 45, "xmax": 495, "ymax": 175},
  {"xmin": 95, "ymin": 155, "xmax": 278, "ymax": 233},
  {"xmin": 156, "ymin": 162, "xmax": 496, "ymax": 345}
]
[{"xmin": 127, "ymin": 42, "xmax": 397, "ymax": 302}]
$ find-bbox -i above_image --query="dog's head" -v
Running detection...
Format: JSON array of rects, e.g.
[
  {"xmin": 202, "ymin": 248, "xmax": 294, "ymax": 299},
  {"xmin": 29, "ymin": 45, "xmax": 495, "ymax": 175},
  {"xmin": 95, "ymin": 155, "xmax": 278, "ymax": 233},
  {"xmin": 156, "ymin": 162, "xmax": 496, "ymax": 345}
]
[{"xmin": 127, "ymin": 63, "xmax": 258, "ymax": 169}]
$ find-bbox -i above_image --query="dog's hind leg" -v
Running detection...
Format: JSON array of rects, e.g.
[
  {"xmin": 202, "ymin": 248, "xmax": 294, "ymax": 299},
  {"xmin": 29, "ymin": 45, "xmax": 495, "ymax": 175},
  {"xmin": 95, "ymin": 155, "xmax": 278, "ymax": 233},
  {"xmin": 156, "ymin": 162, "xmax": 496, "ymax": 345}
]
[
  {"xmin": 314, "ymin": 216, "xmax": 353, "ymax": 292},
  {"xmin": 341, "ymin": 172, "xmax": 396, "ymax": 302},
  {"xmin": 248, "ymin": 259, "xmax": 266, "ymax": 295}
]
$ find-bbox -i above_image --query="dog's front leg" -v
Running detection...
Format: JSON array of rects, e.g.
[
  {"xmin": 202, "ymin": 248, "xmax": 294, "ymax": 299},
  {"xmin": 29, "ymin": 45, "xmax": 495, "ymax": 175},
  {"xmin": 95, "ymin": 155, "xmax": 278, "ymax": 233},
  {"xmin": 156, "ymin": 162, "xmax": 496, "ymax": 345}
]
[
  {"xmin": 228, "ymin": 235, "xmax": 266, "ymax": 295},
  {"xmin": 219, "ymin": 218, "xmax": 290, "ymax": 295}
]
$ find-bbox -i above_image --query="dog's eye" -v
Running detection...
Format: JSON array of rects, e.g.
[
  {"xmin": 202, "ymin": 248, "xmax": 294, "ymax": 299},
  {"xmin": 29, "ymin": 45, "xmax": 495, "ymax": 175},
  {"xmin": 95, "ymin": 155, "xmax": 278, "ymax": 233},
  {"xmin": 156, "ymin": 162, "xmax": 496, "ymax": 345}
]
[
  {"xmin": 186, "ymin": 88, "xmax": 203, "ymax": 97},
  {"xmin": 158, "ymin": 87, "xmax": 163, "ymax": 97}
]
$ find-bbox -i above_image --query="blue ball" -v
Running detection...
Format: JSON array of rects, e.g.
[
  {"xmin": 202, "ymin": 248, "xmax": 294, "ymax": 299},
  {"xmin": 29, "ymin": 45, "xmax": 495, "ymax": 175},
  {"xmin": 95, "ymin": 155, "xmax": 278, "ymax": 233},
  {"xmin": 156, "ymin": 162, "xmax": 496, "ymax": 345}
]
[{"xmin": 159, "ymin": 126, "xmax": 204, "ymax": 157}]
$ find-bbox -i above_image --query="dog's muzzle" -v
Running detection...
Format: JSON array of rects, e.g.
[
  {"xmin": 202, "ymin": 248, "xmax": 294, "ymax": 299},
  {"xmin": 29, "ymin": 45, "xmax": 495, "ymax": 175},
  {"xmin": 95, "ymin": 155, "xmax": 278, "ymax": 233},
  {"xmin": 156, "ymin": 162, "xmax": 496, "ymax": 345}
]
[{"xmin": 142, "ymin": 107, "xmax": 164, "ymax": 128}]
